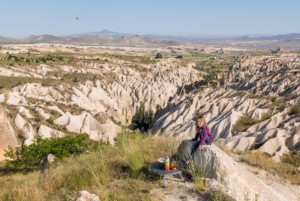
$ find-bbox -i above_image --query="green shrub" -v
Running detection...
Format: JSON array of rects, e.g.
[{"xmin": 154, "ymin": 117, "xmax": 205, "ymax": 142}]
[
  {"xmin": 187, "ymin": 158, "xmax": 210, "ymax": 195},
  {"xmin": 4, "ymin": 134, "xmax": 106, "ymax": 170},
  {"xmin": 194, "ymin": 178, "xmax": 209, "ymax": 195},
  {"xmin": 46, "ymin": 118, "xmax": 54, "ymax": 125},
  {"xmin": 203, "ymin": 69, "xmax": 217, "ymax": 87},
  {"xmin": 271, "ymin": 96, "xmax": 277, "ymax": 103},
  {"xmin": 131, "ymin": 101, "xmax": 151, "ymax": 132}
]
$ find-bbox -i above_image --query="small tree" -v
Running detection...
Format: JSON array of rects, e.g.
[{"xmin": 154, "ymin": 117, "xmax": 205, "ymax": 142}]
[
  {"xmin": 137, "ymin": 102, "xmax": 145, "ymax": 126},
  {"xmin": 203, "ymin": 69, "xmax": 217, "ymax": 87}
]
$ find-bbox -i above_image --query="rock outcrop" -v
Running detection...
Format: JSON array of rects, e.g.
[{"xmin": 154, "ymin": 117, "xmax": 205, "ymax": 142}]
[
  {"xmin": 75, "ymin": 191, "xmax": 100, "ymax": 201},
  {"xmin": 152, "ymin": 54, "xmax": 300, "ymax": 159},
  {"xmin": 177, "ymin": 140, "xmax": 299, "ymax": 201},
  {"xmin": 0, "ymin": 105, "xmax": 18, "ymax": 161},
  {"xmin": 0, "ymin": 58, "xmax": 199, "ymax": 148}
]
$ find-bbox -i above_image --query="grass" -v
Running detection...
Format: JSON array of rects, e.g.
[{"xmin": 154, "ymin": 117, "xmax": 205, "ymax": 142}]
[
  {"xmin": 205, "ymin": 189, "xmax": 235, "ymax": 201},
  {"xmin": 0, "ymin": 130, "xmax": 182, "ymax": 201},
  {"xmin": 0, "ymin": 72, "xmax": 106, "ymax": 91},
  {"xmin": 186, "ymin": 156, "xmax": 235, "ymax": 200},
  {"xmin": 238, "ymin": 151, "xmax": 300, "ymax": 185},
  {"xmin": 0, "ymin": 131, "xmax": 235, "ymax": 200},
  {"xmin": 0, "ymin": 76, "xmax": 56, "ymax": 90},
  {"xmin": 232, "ymin": 116, "xmax": 257, "ymax": 133},
  {"xmin": 240, "ymin": 152, "xmax": 300, "ymax": 185},
  {"xmin": 215, "ymin": 142, "xmax": 300, "ymax": 185},
  {"xmin": 232, "ymin": 113, "xmax": 271, "ymax": 134}
]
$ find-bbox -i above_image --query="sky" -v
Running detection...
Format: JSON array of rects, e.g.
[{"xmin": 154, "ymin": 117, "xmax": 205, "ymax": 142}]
[{"xmin": 1, "ymin": 0, "xmax": 300, "ymax": 38}]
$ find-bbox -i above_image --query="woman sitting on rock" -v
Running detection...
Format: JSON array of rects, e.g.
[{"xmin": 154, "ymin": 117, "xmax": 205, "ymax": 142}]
[{"xmin": 189, "ymin": 116, "xmax": 214, "ymax": 158}]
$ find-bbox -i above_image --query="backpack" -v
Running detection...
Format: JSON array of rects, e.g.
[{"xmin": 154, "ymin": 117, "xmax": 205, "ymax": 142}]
[{"xmin": 204, "ymin": 126, "xmax": 214, "ymax": 145}]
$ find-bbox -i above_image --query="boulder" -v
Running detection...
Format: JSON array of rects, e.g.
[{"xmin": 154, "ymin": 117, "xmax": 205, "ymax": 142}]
[
  {"xmin": 38, "ymin": 125, "xmax": 65, "ymax": 139},
  {"xmin": 176, "ymin": 140, "xmax": 292, "ymax": 201},
  {"xmin": 75, "ymin": 191, "xmax": 100, "ymax": 201}
]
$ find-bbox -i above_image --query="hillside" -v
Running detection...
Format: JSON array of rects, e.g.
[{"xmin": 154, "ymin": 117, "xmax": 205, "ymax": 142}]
[
  {"xmin": 0, "ymin": 33, "xmax": 182, "ymax": 47},
  {"xmin": 0, "ymin": 43, "xmax": 299, "ymax": 200}
]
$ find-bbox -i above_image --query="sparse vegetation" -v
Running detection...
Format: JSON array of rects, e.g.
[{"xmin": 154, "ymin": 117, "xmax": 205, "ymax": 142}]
[
  {"xmin": 203, "ymin": 69, "xmax": 218, "ymax": 87},
  {"xmin": 46, "ymin": 118, "xmax": 54, "ymax": 125},
  {"xmin": 232, "ymin": 116, "xmax": 256, "ymax": 133},
  {"xmin": 2, "ymin": 54, "xmax": 71, "ymax": 64},
  {"xmin": 0, "ymin": 131, "xmax": 183, "ymax": 200},
  {"xmin": 232, "ymin": 113, "xmax": 271, "ymax": 134},
  {"xmin": 237, "ymin": 151, "xmax": 300, "ymax": 185},
  {"xmin": 187, "ymin": 160, "xmax": 210, "ymax": 195},
  {"xmin": 205, "ymin": 189, "xmax": 235, "ymax": 201},
  {"xmin": 281, "ymin": 151, "xmax": 300, "ymax": 168},
  {"xmin": 187, "ymin": 158, "xmax": 235, "ymax": 200},
  {"xmin": 215, "ymin": 142, "xmax": 300, "ymax": 185},
  {"xmin": 0, "ymin": 76, "xmax": 56, "ymax": 90}
]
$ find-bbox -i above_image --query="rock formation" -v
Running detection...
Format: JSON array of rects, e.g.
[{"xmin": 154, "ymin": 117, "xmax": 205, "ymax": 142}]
[
  {"xmin": 76, "ymin": 191, "xmax": 100, "ymax": 201},
  {"xmin": 0, "ymin": 105, "xmax": 18, "ymax": 160},
  {"xmin": 177, "ymin": 140, "xmax": 299, "ymax": 201}
]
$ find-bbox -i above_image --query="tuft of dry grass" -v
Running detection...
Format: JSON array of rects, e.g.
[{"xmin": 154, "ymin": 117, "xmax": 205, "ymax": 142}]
[
  {"xmin": 205, "ymin": 188, "xmax": 235, "ymax": 201},
  {"xmin": 238, "ymin": 151, "xmax": 300, "ymax": 185},
  {"xmin": 215, "ymin": 142, "xmax": 300, "ymax": 185},
  {"xmin": 289, "ymin": 104, "xmax": 300, "ymax": 115},
  {"xmin": 232, "ymin": 116, "xmax": 257, "ymax": 134}
]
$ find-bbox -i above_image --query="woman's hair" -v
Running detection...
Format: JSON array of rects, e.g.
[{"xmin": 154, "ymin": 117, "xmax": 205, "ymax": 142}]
[
  {"xmin": 195, "ymin": 115, "xmax": 206, "ymax": 130},
  {"xmin": 198, "ymin": 116, "xmax": 206, "ymax": 124}
]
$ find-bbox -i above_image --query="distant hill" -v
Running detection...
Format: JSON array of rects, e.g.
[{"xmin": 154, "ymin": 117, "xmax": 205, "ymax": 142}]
[
  {"xmin": 0, "ymin": 36, "xmax": 20, "ymax": 44},
  {"xmin": 0, "ymin": 31, "xmax": 181, "ymax": 47},
  {"xmin": 70, "ymin": 29, "xmax": 133, "ymax": 37},
  {"xmin": 2, "ymin": 30, "xmax": 300, "ymax": 48}
]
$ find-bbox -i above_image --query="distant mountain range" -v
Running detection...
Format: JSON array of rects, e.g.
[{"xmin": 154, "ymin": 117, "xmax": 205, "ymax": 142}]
[
  {"xmin": 0, "ymin": 31, "xmax": 181, "ymax": 47},
  {"xmin": 1, "ymin": 30, "xmax": 300, "ymax": 48}
]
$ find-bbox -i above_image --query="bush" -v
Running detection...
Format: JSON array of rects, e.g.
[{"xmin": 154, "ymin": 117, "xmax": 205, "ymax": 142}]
[
  {"xmin": 271, "ymin": 96, "xmax": 277, "ymax": 103},
  {"xmin": 203, "ymin": 69, "xmax": 217, "ymax": 87},
  {"xmin": 4, "ymin": 134, "xmax": 106, "ymax": 170},
  {"xmin": 46, "ymin": 118, "xmax": 54, "ymax": 125},
  {"xmin": 289, "ymin": 104, "xmax": 300, "ymax": 115},
  {"xmin": 194, "ymin": 178, "xmax": 209, "ymax": 195}
]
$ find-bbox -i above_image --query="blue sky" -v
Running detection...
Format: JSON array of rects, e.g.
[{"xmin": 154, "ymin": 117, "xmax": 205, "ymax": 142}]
[{"xmin": 1, "ymin": 0, "xmax": 299, "ymax": 37}]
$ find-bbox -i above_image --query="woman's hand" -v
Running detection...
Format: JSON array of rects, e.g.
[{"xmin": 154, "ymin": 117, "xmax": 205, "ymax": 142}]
[{"xmin": 198, "ymin": 145, "xmax": 204, "ymax": 150}]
